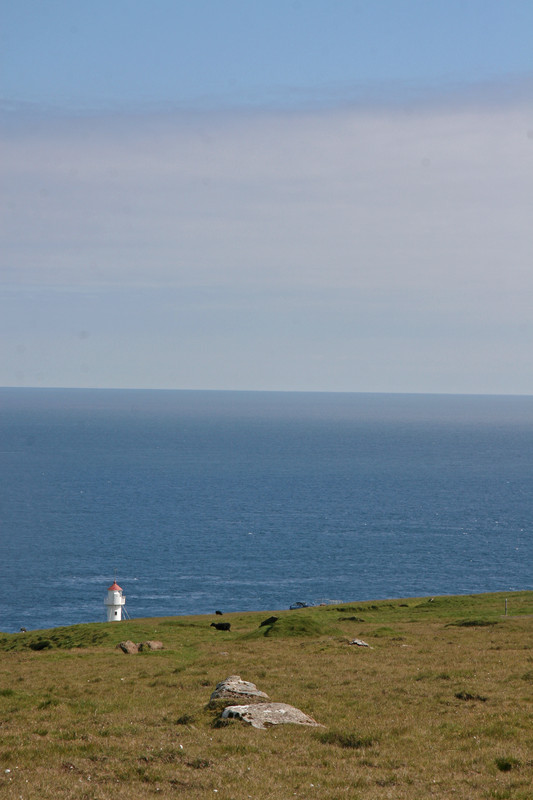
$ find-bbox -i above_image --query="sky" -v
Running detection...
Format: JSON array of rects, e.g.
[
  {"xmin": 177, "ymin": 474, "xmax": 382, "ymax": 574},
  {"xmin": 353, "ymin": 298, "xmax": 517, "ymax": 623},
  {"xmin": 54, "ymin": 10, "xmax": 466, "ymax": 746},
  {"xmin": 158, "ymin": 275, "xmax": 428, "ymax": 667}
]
[{"xmin": 1, "ymin": 0, "xmax": 533, "ymax": 394}]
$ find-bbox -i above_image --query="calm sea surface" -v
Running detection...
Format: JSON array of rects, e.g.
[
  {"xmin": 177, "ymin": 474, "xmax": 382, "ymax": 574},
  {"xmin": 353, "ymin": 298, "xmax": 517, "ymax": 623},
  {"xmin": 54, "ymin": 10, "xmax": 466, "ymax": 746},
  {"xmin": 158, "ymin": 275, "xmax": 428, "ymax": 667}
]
[{"xmin": 1, "ymin": 388, "xmax": 532, "ymax": 633}]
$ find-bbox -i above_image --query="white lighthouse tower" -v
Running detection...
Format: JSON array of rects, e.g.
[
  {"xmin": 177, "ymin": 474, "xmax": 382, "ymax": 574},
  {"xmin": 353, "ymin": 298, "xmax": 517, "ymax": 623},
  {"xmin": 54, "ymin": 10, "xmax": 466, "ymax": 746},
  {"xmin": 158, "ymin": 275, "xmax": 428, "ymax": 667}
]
[{"xmin": 104, "ymin": 580, "xmax": 126, "ymax": 622}]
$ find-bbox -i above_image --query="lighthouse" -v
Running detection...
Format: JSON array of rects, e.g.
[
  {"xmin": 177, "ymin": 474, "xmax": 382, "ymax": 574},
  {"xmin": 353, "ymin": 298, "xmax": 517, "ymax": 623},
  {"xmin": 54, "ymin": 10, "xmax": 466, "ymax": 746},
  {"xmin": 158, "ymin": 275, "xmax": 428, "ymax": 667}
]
[{"xmin": 104, "ymin": 580, "xmax": 126, "ymax": 622}]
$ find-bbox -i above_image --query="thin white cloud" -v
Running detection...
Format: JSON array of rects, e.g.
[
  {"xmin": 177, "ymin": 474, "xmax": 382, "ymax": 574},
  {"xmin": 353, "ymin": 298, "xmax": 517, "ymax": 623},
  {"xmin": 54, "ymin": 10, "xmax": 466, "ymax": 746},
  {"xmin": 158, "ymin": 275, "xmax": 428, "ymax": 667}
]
[
  {"xmin": 3, "ymin": 98, "xmax": 532, "ymax": 294},
  {"xmin": 2, "ymin": 86, "xmax": 533, "ymax": 391}
]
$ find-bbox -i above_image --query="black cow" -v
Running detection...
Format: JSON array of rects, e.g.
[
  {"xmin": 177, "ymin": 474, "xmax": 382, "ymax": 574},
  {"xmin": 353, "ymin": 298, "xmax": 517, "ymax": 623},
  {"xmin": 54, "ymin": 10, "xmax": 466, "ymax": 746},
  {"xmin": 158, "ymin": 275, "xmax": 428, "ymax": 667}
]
[
  {"xmin": 259, "ymin": 616, "xmax": 279, "ymax": 627},
  {"xmin": 210, "ymin": 622, "xmax": 231, "ymax": 631}
]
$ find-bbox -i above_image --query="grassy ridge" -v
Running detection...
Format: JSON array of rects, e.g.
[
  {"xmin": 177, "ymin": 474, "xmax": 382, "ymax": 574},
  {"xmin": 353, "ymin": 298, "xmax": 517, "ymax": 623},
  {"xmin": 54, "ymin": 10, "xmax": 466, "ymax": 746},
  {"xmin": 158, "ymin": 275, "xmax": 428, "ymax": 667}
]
[{"xmin": 1, "ymin": 591, "xmax": 532, "ymax": 799}]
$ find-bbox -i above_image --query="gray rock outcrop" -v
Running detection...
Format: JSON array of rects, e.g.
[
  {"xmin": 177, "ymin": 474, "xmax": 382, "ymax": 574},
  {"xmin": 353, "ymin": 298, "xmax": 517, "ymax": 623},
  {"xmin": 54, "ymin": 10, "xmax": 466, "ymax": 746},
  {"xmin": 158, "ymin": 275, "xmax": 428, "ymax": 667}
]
[
  {"xmin": 139, "ymin": 640, "xmax": 164, "ymax": 651},
  {"xmin": 117, "ymin": 640, "xmax": 139, "ymax": 654},
  {"xmin": 117, "ymin": 640, "xmax": 164, "ymax": 653},
  {"xmin": 221, "ymin": 702, "xmax": 322, "ymax": 730},
  {"xmin": 210, "ymin": 675, "xmax": 269, "ymax": 702}
]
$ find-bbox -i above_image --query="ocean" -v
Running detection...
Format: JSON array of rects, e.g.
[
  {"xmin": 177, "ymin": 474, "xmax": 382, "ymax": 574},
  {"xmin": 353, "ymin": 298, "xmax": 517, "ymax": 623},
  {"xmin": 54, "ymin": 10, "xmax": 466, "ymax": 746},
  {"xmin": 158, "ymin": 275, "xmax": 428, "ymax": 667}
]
[{"xmin": 1, "ymin": 388, "xmax": 532, "ymax": 633}]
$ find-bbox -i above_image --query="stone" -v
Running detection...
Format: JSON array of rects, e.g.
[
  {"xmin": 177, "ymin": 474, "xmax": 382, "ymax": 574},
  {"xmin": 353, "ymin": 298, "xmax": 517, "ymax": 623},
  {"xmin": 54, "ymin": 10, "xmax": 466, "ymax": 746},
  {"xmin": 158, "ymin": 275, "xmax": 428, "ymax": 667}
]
[
  {"xmin": 210, "ymin": 675, "xmax": 269, "ymax": 702},
  {"xmin": 139, "ymin": 640, "xmax": 164, "ymax": 651},
  {"xmin": 348, "ymin": 638, "xmax": 372, "ymax": 648},
  {"xmin": 117, "ymin": 640, "xmax": 139, "ymax": 654},
  {"xmin": 221, "ymin": 702, "xmax": 322, "ymax": 730}
]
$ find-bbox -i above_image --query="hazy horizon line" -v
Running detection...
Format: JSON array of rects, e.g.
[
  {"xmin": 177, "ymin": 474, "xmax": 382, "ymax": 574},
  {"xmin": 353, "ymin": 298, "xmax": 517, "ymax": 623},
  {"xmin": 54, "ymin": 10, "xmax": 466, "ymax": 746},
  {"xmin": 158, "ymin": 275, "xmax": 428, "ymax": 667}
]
[{"xmin": 2, "ymin": 385, "xmax": 533, "ymax": 399}]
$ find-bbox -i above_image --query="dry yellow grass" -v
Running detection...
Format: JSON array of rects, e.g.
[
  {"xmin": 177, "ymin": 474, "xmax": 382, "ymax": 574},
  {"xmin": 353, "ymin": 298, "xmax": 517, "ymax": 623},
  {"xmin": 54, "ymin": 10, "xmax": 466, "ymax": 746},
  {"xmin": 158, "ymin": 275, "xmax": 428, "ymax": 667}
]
[{"xmin": 1, "ymin": 592, "xmax": 532, "ymax": 799}]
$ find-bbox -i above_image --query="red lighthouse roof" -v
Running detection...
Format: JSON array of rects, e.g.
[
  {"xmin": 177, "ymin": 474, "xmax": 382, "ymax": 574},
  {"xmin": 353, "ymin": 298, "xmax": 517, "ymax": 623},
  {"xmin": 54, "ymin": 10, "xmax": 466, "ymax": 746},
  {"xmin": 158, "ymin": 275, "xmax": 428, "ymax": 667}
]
[{"xmin": 108, "ymin": 581, "xmax": 122, "ymax": 591}]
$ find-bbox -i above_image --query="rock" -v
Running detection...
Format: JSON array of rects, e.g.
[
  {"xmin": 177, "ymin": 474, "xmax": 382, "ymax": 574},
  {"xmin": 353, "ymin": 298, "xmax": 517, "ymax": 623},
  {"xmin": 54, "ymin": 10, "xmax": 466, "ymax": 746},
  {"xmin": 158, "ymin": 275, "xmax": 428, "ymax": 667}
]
[
  {"xmin": 139, "ymin": 640, "xmax": 164, "ymax": 651},
  {"xmin": 117, "ymin": 640, "xmax": 139, "ymax": 654},
  {"xmin": 210, "ymin": 675, "xmax": 269, "ymax": 702},
  {"xmin": 259, "ymin": 616, "xmax": 279, "ymax": 627},
  {"xmin": 116, "ymin": 640, "xmax": 164, "ymax": 653},
  {"xmin": 348, "ymin": 638, "xmax": 372, "ymax": 648},
  {"xmin": 221, "ymin": 702, "xmax": 322, "ymax": 730}
]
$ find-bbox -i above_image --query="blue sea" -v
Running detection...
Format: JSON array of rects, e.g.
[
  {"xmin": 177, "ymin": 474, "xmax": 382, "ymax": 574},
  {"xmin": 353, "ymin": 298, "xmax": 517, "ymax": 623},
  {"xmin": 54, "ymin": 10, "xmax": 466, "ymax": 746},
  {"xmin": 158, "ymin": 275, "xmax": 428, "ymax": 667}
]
[{"xmin": 1, "ymin": 388, "xmax": 532, "ymax": 633}]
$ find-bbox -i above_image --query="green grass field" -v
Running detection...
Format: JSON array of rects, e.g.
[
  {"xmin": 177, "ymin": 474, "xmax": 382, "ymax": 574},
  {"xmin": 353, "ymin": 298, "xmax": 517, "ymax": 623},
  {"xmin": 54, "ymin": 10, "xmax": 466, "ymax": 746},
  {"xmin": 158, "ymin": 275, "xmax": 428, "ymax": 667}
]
[{"xmin": 1, "ymin": 591, "xmax": 532, "ymax": 799}]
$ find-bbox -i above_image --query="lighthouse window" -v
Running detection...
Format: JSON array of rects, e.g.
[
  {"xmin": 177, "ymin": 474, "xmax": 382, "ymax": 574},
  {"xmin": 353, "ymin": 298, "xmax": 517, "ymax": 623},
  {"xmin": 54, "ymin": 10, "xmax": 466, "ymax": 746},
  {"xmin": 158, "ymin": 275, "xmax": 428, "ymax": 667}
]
[{"xmin": 114, "ymin": 611, "xmax": 118, "ymax": 616}]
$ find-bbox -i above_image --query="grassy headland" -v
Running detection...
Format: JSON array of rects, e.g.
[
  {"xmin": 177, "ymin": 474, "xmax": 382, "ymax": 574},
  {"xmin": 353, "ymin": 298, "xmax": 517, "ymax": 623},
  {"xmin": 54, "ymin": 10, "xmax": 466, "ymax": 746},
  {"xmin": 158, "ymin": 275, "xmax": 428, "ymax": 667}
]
[{"xmin": 1, "ymin": 591, "xmax": 532, "ymax": 799}]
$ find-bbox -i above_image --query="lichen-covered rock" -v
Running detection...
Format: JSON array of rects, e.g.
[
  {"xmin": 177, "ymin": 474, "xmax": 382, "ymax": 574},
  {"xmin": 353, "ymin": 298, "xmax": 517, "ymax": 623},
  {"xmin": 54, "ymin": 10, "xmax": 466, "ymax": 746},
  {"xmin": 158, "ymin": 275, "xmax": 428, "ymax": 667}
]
[
  {"xmin": 221, "ymin": 702, "xmax": 322, "ymax": 729},
  {"xmin": 117, "ymin": 640, "xmax": 139, "ymax": 654},
  {"xmin": 210, "ymin": 675, "xmax": 269, "ymax": 702},
  {"xmin": 139, "ymin": 640, "xmax": 164, "ymax": 651}
]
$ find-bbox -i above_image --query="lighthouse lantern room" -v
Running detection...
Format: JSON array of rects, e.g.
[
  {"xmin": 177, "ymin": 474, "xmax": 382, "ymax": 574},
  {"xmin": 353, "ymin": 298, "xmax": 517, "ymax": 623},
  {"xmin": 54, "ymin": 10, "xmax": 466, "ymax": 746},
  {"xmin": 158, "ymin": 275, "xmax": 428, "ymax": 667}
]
[{"xmin": 104, "ymin": 580, "xmax": 126, "ymax": 622}]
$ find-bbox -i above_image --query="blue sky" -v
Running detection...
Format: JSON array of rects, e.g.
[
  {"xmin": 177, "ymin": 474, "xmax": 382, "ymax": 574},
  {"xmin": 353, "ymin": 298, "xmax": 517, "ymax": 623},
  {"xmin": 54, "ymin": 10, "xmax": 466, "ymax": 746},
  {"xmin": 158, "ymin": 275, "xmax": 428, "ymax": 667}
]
[
  {"xmin": 2, "ymin": 1, "xmax": 533, "ymax": 392},
  {"xmin": 3, "ymin": 1, "xmax": 533, "ymax": 109}
]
